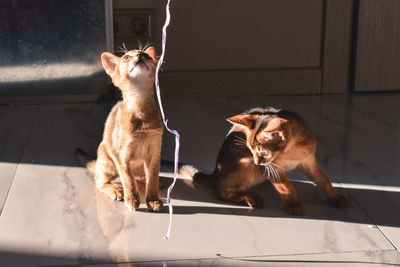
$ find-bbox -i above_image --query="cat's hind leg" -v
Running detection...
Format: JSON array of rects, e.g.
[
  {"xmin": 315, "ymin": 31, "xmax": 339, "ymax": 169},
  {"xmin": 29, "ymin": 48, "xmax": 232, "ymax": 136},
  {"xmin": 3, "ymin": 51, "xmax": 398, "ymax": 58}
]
[
  {"xmin": 96, "ymin": 172, "xmax": 123, "ymax": 201},
  {"xmin": 299, "ymin": 156, "xmax": 350, "ymax": 208},
  {"xmin": 95, "ymin": 145, "xmax": 124, "ymax": 201},
  {"xmin": 217, "ymin": 171, "xmax": 264, "ymax": 209},
  {"xmin": 219, "ymin": 190, "xmax": 264, "ymax": 209}
]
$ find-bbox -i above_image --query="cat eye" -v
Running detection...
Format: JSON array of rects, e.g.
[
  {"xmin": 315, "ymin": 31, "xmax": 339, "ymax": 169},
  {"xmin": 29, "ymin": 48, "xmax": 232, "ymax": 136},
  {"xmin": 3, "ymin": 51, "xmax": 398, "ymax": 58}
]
[
  {"xmin": 258, "ymin": 150, "xmax": 272, "ymax": 158},
  {"xmin": 122, "ymin": 55, "xmax": 131, "ymax": 61}
]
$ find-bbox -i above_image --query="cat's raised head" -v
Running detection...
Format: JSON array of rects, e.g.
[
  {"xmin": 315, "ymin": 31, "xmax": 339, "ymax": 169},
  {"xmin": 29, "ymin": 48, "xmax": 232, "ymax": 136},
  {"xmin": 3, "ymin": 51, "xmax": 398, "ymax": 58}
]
[
  {"xmin": 101, "ymin": 46, "xmax": 158, "ymax": 90},
  {"xmin": 227, "ymin": 108, "xmax": 288, "ymax": 166}
]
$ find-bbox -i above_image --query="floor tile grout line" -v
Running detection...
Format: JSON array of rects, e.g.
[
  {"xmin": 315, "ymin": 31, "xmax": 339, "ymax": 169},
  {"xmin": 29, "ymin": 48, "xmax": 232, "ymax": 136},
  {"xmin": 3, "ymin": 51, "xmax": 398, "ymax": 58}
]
[
  {"xmin": 321, "ymin": 171, "xmax": 399, "ymax": 251},
  {"xmin": 43, "ymin": 249, "xmax": 400, "ymax": 267},
  {"xmin": 330, "ymin": 160, "xmax": 399, "ymax": 251},
  {"xmin": 212, "ymin": 249, "xmax": 399, "ymax": 261},
  {"xmin": 0, "ymin": 105, "xmax": 39, "ymax": 217},
  {"xmin": 349, "ymin": 193, "xmax": 399, "ymax": 251}
]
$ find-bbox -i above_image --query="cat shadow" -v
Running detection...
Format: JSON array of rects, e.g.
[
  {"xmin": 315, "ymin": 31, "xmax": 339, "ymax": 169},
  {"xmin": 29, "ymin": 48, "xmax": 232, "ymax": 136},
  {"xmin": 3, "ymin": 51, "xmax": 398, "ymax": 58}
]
[{"xmin": 155, "ymin": 176, "xmax": 400, "ymax": 228}]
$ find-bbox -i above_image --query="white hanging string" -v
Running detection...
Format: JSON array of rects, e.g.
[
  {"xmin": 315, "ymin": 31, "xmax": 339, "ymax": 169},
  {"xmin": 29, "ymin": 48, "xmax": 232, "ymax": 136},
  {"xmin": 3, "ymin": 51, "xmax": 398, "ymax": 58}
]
[{"xmin": 154, "ymin": 0, "xmax": 179, "ymax": 240}]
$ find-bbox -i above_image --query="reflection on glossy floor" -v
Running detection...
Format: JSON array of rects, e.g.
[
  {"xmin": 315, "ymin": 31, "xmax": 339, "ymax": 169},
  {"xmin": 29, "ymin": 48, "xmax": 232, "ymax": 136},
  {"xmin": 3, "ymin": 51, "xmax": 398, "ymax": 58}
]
[{"xmin": 0, "ymin": 93, "xmax": 399, "ymax": 266}]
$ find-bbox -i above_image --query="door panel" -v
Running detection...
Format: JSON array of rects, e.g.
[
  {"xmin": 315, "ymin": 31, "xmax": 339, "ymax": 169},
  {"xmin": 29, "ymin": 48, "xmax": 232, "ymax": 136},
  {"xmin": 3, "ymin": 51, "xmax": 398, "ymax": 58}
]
[
  {"xmin": 165, "ymin": 0, "xmax": 323, "ymax": 71},
  {"xmin": 354, "ymin": 0, "xmax": 400, "ymax": 92}
]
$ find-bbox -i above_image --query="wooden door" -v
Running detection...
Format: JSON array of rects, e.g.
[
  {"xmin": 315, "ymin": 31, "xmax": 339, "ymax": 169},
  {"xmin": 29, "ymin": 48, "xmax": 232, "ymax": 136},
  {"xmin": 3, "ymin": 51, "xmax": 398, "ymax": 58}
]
[
  {"xmin": 114, "ymin": 0, "xmax": 356, "ymax": 96},
  {"xmin": 354, "ymin": 0, "xmax": 400, "ymax": 92}
]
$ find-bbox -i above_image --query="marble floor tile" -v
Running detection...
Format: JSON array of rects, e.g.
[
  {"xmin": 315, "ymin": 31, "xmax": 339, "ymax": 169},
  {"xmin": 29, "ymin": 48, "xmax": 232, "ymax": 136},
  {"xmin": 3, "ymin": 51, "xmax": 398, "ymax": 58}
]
[
  {"xmin": 0, "ymin": 105, "xmax": 37, "ymax": 142},
  {"xmin": 0, "ymin": 93, "xmax": 399, "ymax": 266},
  {"xmin": 27, "ymin": 102, "xmax": 111, "ymax": 145},
  {"xmin": 338, "ymin": 130, "xmax": 400, "ymax": 249},
  {"xmin": 0, "ymin": 141, "xmax": 394, "ymax": 266},
  {"xmin": 0, "ymin": 141, "xmax": 26, "ymax": 213},
  {"xmin": 85, "ymin": 249, "xmax": 400, "ymax": 266}
]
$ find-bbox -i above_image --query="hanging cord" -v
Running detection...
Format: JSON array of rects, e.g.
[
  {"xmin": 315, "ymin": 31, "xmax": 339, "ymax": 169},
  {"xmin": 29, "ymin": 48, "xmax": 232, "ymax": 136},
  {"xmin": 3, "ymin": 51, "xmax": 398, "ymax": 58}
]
[{"xmin": 154, "ymin": 0, "xmax": 179, "ymax": 240}]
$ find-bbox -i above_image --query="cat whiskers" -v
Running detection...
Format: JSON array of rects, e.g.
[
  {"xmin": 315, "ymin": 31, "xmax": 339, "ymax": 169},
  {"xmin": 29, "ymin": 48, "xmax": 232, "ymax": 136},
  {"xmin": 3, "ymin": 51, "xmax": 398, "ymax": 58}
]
[
  {"xmin": 270, "ymin": 162, "xmax": 284, "ymax": 171},
  {"xmin": 156, "ymin": 56, "xmax": 166, "ymax": 72},
  {"xmin": 138, "ymin": 40, "xmax": 153, "ymax": 52},
  {"xmin": 269, "ymin": 164, "xmax": 281, "ymax": 182},
  {"xmin": 261, "ymin": 163, "xmax": 281, "ymax": 183},
  {"xmin": 151, "ymin": 62, "xmax": 160, "ymax": 71},
  {"xmin": 115, "ymin": 43, "xmax": 129, "ymax": 55},
  {"xmin": 266, "ymin": 155, "xmax": 282, "ymax": 182}
]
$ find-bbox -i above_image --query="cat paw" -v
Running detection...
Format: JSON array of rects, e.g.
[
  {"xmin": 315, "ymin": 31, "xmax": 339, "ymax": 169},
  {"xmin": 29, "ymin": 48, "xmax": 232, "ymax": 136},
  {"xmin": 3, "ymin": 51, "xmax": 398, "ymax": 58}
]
[
  {"xmin": 242, "ymin": 193, "xmax": 264, "ymax": 209},
  {"xmin": 124, "ymin": 193, "xmax": 140, "ymax": 211},
  {"xmin": 284, "ymin": 201, "xmax": 304, "ymax": 215},
  {"xmin": 111, "ymin": 185, "xmax": 124, "ymax": 201},
  {"xmin": 99, "ymin": 184, "xmax": 124, "ymax": 201},
  {"xmin": 146, "ymin": 199, "xmax": 164, "ymax": 212},
  {"xmin": 329, "ymin": 194, "xmax": 351, "ymax": 208}
]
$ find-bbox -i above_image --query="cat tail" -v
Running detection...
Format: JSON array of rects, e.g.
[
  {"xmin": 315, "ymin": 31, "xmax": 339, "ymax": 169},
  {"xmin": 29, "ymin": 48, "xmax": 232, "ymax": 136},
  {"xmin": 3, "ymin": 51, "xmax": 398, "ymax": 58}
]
[
  {"xmin": 179, "ymin": 165, "xmax": 217, "ymax": 188},
  {"xmin": 75, "ymin": 148, "xmax": 96, "ymax": 174}
]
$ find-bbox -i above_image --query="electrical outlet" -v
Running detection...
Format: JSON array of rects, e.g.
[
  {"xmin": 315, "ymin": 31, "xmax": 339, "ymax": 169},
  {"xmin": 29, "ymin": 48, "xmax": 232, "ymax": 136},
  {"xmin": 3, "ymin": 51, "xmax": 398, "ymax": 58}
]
[
  {"xmin": 129, "ymin": 15, "xmax": 148, "ymax": 36},
  {"xmin": 113, "ymin": 9, "xmax": 153, "ymax": 49}
]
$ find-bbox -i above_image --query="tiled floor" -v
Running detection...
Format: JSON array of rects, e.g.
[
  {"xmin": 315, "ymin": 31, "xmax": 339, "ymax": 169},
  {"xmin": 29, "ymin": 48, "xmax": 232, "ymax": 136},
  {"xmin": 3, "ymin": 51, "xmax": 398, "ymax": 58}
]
[{"xmin": 0, "ymin": 93, "xmax": 399, "ymax": 266}]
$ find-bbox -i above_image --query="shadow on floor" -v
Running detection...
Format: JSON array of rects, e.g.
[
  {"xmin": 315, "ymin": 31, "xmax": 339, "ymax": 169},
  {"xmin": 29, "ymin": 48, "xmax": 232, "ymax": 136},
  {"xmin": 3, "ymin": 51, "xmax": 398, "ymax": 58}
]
[
  {"xmin": 0, "ymin": 250, "xmax": 399, "ymax": 267},
  {"xmin": 149, "ymin": 177, "xmax": 400, "ymax": 228}
]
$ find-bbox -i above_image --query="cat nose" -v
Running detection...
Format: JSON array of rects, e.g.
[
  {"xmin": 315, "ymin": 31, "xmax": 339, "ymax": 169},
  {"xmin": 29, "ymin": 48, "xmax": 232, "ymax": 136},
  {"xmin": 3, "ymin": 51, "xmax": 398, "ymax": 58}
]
[
  {"xmin": 258, "ymin": 157, "xmax": 267, "ymax": 165},
  {"xmin": 133, "ymin": 53, "xmax": 145, "ymax": 63},
  {"xmin": 138, "ymin": 52, "xmax": 151, "ymax": 60}
]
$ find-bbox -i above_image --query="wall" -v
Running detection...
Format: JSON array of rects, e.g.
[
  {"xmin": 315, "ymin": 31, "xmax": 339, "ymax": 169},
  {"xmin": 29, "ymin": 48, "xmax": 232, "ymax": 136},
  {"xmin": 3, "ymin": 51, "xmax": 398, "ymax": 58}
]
[
  {"xmin": 114, "ymin": 0, "xmax": 323, "ymax": 70},
  {"xmin": 0, "ymin": 0, "xmax": 109, "ymax": 103},
  {"xmin": 113, "ymin": 0, "xmax": 324, "ymax": 96}
]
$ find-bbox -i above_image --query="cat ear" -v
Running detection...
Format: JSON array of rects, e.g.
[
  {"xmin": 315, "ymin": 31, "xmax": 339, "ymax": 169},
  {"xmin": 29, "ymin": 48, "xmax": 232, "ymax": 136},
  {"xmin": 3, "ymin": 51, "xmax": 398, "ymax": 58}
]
[
  {"xmin": 265, "ymin": 118, "xmax": 288, "ymax": 131},
  {"xmin": 145, "ymin": 46, "xmax": 158, "ymax": 62},
  {"xmin": 262, "ymin": 131, "xmax": 285, "ymax": 143},
  {"xmin": 227, "ymin": 114, "xmax": 257, "ymax": 129},
  {"xmin": 101, "ymin": 52, "xmax": 120, "ymax": 75},
  {"xmin": 263, "ymin": 118, "xmax": 288, "ymax": 143}
]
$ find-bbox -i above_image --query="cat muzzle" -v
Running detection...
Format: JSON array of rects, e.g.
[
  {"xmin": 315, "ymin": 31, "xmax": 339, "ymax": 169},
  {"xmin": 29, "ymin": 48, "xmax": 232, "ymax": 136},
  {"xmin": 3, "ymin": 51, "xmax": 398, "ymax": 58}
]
[
  {"xmin": 135, "ymin": 56, "xmax": 149, "ymax": 70},
  {"xmin": 254, "ymin": 155, "xmax": 265, "ymax": 165}
]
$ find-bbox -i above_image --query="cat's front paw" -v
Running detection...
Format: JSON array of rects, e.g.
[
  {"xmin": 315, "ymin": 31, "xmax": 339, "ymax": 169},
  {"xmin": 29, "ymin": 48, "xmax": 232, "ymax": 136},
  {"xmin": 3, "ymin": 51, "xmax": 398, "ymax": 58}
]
[
  {"xmin": 242, "ymin": 192, "xmax": 264, "ymax": 209},
  {"xmin": 329, "ymin": 194, "xmax": 351, "ymax": 208},
  {"xmin": 125, "ymin": 193, "xmax": 140, "ymax": 211},
  {"xmin": 146, "ymin": 199, "xmax": 164, "ymax": 212},
  {"xmin": 284, "ymin": 201, "xmax": 304, "ymax": 215},
  {"xmin": 111, "ymin": 185, "xmax": 124, "ymax": 201},
  {"xmin": 100, "ymin": 184, "xmax": 124, "ymax": 201}
]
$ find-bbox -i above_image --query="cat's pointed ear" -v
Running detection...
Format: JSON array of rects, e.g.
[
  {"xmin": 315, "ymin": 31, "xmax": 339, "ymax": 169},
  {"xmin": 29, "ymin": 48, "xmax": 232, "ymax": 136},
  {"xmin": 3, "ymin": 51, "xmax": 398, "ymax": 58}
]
[
  {"xmin": 145, "ymin": 46, "xmax": 158, "ymax": 62},
  {"xmin": 227, "ymin": 114, "xmax": 257, "ymax": 129},
  {"xmin": 101, "ymin": 52, "xmax": 120, "ymax": 75},
  {"xmin": 265, "ymin": 118, "xmax": 288, "ymax": 131},
  {"xmin": 263, "ymin": 118, "xmax": 288, "ymax": 143},
  {"xmin": 262, "ymin": 131, "xmax": 285, "ymax": 143}
]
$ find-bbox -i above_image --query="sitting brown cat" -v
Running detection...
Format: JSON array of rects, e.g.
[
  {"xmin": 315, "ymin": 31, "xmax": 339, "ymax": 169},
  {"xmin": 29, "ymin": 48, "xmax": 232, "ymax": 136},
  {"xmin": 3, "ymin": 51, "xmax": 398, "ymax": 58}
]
[
  {"xmin": 77, "ymin": 47, "xmax": 163, "ymax": 212},
  {"xmin": 181, "ymin": 107, "xmax": 350, "ymax": 215}
]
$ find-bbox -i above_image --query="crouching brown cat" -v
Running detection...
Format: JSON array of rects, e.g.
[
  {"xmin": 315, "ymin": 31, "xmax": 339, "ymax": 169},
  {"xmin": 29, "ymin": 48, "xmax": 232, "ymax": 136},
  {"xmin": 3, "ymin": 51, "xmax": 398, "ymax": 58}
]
[
  {"xmin": 76, "ymin": 46, "xmax": 163, "ymax": 212},
  {"xmin": 180, "ymin": 107, "xmax": 350, "ymax": 215}
]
